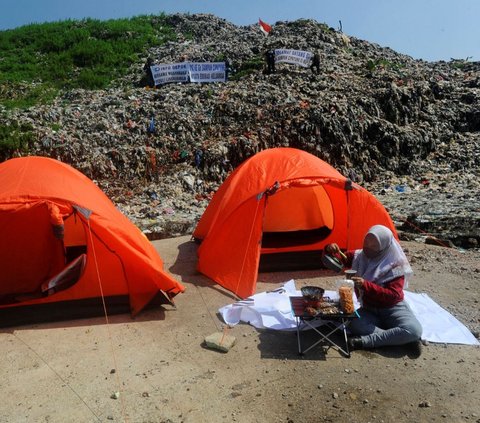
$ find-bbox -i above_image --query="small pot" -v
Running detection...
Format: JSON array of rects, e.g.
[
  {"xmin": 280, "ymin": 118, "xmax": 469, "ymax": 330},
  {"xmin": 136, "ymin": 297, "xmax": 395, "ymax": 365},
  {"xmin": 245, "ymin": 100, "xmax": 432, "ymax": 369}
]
[{"xmin": 321, "ymin": 252, "xmax": 344, "ymax": 273}]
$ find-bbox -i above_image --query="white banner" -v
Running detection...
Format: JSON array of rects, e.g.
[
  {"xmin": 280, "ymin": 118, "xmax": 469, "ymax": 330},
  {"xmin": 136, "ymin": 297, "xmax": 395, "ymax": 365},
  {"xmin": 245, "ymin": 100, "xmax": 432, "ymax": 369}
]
[
  {"xmin": 274, "ymin": 49, "xmax": 313, "ymax": 68},
  {"xmin": 150, "ymin": 62, "xmax": 226, "ymax": 86},
  {"xmin": 151, "ymin": 63, "xmax": 189, "ymax": 85},
  {"xmin": 188, "ymin": 62, "xmax": 226, "ymax": 83}
]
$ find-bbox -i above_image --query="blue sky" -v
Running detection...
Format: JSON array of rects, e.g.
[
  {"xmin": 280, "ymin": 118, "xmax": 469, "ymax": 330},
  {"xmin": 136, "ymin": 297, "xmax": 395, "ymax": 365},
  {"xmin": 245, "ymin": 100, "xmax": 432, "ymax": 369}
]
[{"xmin": 1, "ymin": 0, "xmax": 478, "ymax": 62}]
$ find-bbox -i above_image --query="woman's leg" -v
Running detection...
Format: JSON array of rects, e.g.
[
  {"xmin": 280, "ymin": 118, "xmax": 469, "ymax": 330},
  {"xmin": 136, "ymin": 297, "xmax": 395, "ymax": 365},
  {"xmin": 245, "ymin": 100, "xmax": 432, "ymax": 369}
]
[
  {"xmin": 359, "ymin": 301, "xmax": 422, "ymax": 348},
  {"xmin": 349, "ymin": 307, "xmax": 381, "ymax": 336}
]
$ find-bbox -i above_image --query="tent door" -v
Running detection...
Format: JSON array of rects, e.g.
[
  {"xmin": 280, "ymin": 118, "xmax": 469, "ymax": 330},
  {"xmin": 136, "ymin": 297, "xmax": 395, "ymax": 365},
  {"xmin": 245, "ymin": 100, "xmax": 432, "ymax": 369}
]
[
  {"xmin": 261, "ymin": 185, "xmax": 334, "ymax": 249},
  {"xmin": 0, "ymin": 203, "xmax": 66, "ymax": 303}
]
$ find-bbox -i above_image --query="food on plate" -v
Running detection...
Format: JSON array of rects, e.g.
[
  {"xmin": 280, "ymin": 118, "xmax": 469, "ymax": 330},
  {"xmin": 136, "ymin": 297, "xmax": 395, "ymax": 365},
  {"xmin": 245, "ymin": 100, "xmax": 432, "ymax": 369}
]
[
  {"xmin": 317, "ymin": 303, "xmax": 340, "ymax": 314},
  {"xmin": 304, "ymin": 300, "xmax": 340, "ymax": 316},
  {"xmin": 305, "ymin": 306, "xmax": 319, "ymax": 316}
]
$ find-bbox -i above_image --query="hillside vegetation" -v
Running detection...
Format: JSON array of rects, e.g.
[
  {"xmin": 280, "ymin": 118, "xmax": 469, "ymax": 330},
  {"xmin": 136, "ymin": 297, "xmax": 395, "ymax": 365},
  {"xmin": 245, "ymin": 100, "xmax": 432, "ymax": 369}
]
[{"xmin": 0, "ymin": 15, "xmax": 175, "ymax": 108}]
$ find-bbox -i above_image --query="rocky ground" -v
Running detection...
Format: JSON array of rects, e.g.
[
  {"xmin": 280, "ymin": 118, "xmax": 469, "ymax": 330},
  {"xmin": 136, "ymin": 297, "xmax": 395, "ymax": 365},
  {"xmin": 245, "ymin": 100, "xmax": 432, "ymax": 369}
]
[
  {"xmin": 1, "ymin": 14, "xmax": 479, "ymax": 249},
  {"xmin": 0, "ymin": 236, "xmax": 478, "ymax": 423}
]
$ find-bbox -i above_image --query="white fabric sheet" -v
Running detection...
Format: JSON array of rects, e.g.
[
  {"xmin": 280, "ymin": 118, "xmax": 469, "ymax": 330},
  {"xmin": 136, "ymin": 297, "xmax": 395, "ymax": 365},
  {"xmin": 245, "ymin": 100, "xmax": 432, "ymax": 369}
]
[
  {"xmin": 403, "ymin": 291, "xmax": 479, "ymax": 345},
  {"xmin": 219, "ymin": 280, "xmax": 479, "ymax": 346}
]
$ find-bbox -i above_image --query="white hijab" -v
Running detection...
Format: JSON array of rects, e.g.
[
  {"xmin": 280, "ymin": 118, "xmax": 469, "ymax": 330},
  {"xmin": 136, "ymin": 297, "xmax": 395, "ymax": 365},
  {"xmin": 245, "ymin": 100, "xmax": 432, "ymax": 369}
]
[{"xmin": 352, "ymin": 225, "xmax": 413, "ymax": 286}]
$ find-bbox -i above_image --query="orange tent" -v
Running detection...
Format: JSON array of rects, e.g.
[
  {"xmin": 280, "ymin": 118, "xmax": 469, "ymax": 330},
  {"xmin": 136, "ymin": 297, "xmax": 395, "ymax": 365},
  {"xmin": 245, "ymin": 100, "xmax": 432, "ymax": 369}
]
[
  {"xmin": 0, "ymin": 156, "xmax": 184, "ymax": 322},
  {"xmin": 193, "ymin": 148, "xmax": 396, "ymax": 298}
]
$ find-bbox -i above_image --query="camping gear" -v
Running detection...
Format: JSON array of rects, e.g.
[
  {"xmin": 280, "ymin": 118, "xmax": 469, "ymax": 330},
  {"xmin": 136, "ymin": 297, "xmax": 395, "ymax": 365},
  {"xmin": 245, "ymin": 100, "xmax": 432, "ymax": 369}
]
[
  {"xmin": 321, "ymin": 252, "xmax": 344, "ymax": 273},
  {"xmin": 0, "ymin": 156, "xmax": 185, "ymax": 324},
  {"xmin": 193, "ymin": 147, "xmax": 397, "ymax": 299},
  {"xmin": 301, "ymin": 286, "xmax": 325, "ymax": 300},
  {"xmin": 321, "ymin": 245, "xmax": 347, "ymax": 272},
  {"xmin": 289, "ymin": 295, "xmax": 358, "ymax": 357},
  {"xmin": 219, "ymin": 280, "xmax": 480, "ymax": 346},
  {"xmin": 301, "ymin": 285, "xmax": 325, "ymax": 307},
  {"xmin": 344, "ymin": 269, "xmax": 357, "ymax": 278}
]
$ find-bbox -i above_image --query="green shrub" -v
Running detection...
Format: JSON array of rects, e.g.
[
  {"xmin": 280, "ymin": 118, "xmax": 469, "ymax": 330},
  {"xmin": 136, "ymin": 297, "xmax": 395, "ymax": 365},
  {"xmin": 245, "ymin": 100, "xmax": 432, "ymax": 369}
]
[
  {"xmin": 366, "ymin": 58, "xmax": 405, "ymax": 74},
  {"xmin": 0, "ymin": 14, "xmax": 177, "ymax": 108},
  {"xmin": 449, "ymin": 57, "xmax": 472, "ymax": 69},
  {"xmin": 0, "ymin": 83, "xmax": 58, "ymax": 109},
  {"xmin": 71, "ymin": 39, "xmax": 113, "ymax": 67},
  {"xmin": 230, "ymin": 56, "xmax": 264, "ymax": 80},
  {"xmin": 0, "ymin": 122, "xmax": 35, "ymax": 160},
  {"xmin": 77, "ymin": 68, "xmax": 110, "ymax": 89},
  {"xmin": 38, "ymin": 27, "xmax": 90, "ymax": 53}
]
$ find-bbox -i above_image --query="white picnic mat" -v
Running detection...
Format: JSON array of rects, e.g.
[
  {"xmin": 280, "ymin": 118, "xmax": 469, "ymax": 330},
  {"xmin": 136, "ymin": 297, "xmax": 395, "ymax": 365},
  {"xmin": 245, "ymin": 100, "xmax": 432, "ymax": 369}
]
[{"xmin": 219, "ymin": 280, "xmax": 479, "ymax": 346}]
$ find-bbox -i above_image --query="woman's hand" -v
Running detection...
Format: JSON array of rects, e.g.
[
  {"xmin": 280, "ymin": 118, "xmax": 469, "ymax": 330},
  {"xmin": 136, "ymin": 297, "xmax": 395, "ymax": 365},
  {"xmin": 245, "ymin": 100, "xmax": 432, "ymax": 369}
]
[
  {"xmin": 325, "ymin": 243, "xmax": 340, "ymax": 255},
  {"xmin": 352, "ymin": 276, "xmax": 364, "ymax": 290}
]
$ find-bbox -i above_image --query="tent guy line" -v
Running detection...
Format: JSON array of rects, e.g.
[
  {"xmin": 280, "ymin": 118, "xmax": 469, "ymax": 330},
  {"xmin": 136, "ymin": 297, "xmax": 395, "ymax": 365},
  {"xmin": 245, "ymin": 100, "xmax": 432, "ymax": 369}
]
[
  {"xmin": 392, "ymin": 212, "xmax": 456, "ymax": 249},
  {"xmin": 87, "ymin": 218, "xmax": 128, "ymax": 422},
  {"xmin": 12, "ymin": 332, "xmax": 103, "ymax": 422}
]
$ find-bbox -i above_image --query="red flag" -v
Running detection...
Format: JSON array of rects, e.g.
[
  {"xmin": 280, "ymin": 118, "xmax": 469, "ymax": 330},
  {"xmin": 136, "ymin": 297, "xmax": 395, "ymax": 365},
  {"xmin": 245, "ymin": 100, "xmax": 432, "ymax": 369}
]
[{"xmin": 258, "ymin": 18, "xmax": 272, "ymax": 35}]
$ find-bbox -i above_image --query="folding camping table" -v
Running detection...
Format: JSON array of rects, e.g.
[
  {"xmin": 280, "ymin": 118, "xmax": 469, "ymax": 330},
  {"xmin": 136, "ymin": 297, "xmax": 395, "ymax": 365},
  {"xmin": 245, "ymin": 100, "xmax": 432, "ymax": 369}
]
[{"xmin": 289, "ymin": 296, "xmax": 358, "ymax": 358}]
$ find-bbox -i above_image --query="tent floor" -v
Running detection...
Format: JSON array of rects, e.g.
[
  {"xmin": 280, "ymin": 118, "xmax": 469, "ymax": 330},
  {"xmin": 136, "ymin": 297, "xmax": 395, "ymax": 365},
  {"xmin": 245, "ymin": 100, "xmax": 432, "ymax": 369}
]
[
  {"xmin": 261, "ymin": 227, "xmax": 331, "ymax": 249},
  {"xmin": 259, "ymin": 250, "xmax": 329, "ymax": 273},
  {"xmin": 0, "ymin": 293, "xmax": 172, "ymax": 328}
]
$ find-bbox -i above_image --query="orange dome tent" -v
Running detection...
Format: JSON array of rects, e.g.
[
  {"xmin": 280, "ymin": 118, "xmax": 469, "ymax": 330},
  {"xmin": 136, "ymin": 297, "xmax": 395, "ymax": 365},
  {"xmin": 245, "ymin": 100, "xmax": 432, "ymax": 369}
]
[
  {"xmin": 193, "ymin": 148, "xmax": 396, "ymax": 299},
  {"xmin": 0, "ymin": 156, "xmax": 184, "ymax": 324}
]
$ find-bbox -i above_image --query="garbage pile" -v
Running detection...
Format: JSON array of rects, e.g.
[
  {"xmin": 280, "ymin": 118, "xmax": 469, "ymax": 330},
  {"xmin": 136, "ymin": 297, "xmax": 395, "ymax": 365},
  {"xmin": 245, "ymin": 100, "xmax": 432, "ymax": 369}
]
[{"xmin": 1, "ymin": 14, "xmax": 479, "ymax": 247}]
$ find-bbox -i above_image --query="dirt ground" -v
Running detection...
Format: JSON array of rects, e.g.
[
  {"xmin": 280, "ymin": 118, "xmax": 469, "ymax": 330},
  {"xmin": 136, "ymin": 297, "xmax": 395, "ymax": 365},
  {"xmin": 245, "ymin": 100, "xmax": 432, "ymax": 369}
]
[{"xmin": 0, "ymin": 236, "xmax": 479, "ymax": 423}]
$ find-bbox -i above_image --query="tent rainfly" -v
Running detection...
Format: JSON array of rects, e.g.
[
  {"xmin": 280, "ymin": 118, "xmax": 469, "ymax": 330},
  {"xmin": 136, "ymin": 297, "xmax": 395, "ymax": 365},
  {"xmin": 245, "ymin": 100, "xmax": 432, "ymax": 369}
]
[
  {"xmin": 193, "ymin": 147, "xmax": 397, "ymax": 299},
  {"xmin": 0, "ymin": 156, "xmax": 185, "ymax": 324}
]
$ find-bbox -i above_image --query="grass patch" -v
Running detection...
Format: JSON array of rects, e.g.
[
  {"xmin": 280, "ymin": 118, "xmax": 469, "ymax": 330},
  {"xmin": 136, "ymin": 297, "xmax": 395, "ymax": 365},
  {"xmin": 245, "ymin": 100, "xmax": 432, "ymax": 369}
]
[
  {"xmin": 366, "ymin": 58, "xmax": 405, "ymax": 75},
  {"xmin": 0, "ymin": 122, "xmax": 35, "ymax": 160},
  {"xmin": 0, "ymin": 14, "xmax": 176, "ymax": 108},
  {"xmin": 449, "ymin": 57, "xmax": 473, "ymax": 69},
  {"xmin": 0, "ymin": 82, "xmax": 58, "ymax": 109},
  {"xmin": 230, "ymin": 56, "xmax": 264, "ymax": 80}
]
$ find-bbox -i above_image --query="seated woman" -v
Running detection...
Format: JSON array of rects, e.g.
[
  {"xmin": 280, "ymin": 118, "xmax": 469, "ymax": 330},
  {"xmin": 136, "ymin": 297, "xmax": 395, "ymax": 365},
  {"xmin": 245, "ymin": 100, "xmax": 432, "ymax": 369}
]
[{"xmin": 325, "ymin": 225, "xmax": 423, "ymax": 355}]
